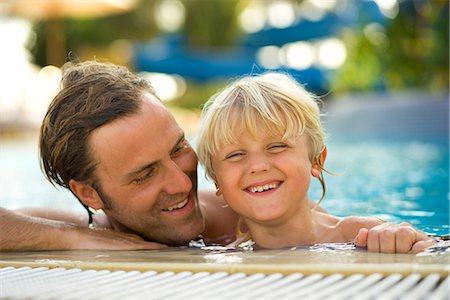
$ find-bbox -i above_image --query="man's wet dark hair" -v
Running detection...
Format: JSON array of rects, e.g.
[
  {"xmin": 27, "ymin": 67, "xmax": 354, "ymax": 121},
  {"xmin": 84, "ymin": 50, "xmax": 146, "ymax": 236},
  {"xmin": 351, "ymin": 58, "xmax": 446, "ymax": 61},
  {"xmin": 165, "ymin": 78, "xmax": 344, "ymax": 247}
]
[{"xmin": 39, "ymin": 61, "xmax": 158, "ymax": 223}]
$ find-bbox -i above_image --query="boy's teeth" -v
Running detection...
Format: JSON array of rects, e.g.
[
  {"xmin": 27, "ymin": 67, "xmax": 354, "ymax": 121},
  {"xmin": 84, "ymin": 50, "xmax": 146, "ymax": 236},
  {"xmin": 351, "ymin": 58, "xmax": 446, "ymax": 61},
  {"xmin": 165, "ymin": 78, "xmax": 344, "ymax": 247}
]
[
  {"xmin": 164, "ymin": 198, "xmax": 188, "ymax": 211},
  {"xmin": 249, "ymin": 183, "xmax": 278, "ymax": 193}
]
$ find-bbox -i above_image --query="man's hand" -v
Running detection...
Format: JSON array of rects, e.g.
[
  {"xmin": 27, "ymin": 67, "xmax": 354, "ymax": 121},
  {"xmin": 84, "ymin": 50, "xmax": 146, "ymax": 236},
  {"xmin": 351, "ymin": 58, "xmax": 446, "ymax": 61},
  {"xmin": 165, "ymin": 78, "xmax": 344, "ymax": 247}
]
[{"xmin": 353, "ymin": 222, "xmax": 435, "ymax": 253}]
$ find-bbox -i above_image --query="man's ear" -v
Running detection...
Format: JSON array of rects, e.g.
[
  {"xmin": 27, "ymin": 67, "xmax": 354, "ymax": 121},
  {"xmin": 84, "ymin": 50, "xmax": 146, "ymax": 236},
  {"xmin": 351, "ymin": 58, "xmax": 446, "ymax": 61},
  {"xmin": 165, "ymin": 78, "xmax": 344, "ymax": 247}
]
[
  {"xmin": 311, "ymin": 146, "xmax": 327, "ymax": 178},
  {"xmin": 69, "ymin": 179, "xmax": 104, "ymax": 210}
]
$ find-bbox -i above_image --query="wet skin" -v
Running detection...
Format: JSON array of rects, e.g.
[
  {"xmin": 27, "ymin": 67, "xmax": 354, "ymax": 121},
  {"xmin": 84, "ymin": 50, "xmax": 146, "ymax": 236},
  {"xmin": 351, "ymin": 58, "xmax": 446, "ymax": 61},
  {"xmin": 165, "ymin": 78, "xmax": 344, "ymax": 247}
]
[
  {"xmin": 211, "ymin": 123, "xmax": 321, "ymax": 228},
  {"xmin": 82, "ymin": 93, "xmax": 204, "ymax": 245}
]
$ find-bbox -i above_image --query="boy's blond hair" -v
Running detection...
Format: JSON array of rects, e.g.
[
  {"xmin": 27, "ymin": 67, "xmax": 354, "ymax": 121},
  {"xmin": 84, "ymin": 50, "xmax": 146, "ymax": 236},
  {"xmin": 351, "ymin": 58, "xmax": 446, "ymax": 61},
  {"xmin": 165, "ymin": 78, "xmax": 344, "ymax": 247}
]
[{"xmin": 196, "ymin": 72, "xmax": 327, "ymax": 201}]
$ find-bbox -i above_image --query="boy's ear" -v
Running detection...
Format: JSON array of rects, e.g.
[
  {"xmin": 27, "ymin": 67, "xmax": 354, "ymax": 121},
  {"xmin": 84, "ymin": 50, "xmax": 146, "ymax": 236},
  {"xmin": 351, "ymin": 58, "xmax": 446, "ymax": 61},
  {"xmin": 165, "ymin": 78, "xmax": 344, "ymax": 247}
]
[
  {"xmin": 69, "ymin": 179, "xmax": 104, "ymax": 210},
  {"xmin": 311, "ymin": 146, "xmax": 327, "ymax": 178},
  {"xmin": 212, "ymin": 176, "xmax": 223, "ymax": 197}
]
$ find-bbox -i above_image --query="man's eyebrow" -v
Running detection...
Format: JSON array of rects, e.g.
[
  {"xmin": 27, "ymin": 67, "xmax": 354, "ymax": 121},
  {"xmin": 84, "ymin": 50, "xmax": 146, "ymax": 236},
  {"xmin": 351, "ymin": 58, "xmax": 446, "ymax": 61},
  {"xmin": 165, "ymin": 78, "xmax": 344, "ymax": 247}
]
[
  {"xmin": 124, "ymin": 161, "xmax": 157, "ymax": 183},
  {"xmin": 171, "ymin": 132, "xmax": 186, "ymax": 153}
]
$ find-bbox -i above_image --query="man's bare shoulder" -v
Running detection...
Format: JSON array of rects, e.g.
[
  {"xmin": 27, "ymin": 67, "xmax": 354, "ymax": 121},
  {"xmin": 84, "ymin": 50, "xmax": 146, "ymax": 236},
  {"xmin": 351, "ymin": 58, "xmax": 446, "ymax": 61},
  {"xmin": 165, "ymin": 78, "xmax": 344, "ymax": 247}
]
[
  {"xmin": 198, "ymin": 189, "xmax": 237, "ymax": 219},
  {"xmin": 198, "ymin": 189, "xmax": 222, "ymax": 204},
  {"xmin": 198, "ymin": 189, "xmax": 240, "ymax": 244}
]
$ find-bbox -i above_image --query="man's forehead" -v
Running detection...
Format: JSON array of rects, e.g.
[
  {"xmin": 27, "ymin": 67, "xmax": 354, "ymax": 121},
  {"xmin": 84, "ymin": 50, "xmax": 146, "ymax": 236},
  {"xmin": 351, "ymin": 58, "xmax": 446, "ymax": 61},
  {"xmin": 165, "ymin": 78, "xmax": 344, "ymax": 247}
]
[
  {"xmin": 94, "ymin": 113, "xmax": 179, "ymax": 149},
  {"xmin": 88, "ymin": 93, "xmax": 183, "ymax": 177},
  {"xmin": 140, "ymin": 95, "xmax": 183, "ymax": 132},
  {"xmin": 141, "ymin": 92, "xmax": 165, "ymax": 108}
]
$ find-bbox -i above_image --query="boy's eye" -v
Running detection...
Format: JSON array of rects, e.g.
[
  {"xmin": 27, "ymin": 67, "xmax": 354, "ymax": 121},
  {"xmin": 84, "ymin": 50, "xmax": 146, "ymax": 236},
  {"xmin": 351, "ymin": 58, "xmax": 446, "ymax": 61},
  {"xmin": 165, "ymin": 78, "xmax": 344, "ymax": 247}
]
[
  {"xmin": 225, "ymin": 151, "xmax": 245, "ymax": 161},
  {"xmin": 268, "ymin": 143, "xmax": 287, "ymax": 152}
]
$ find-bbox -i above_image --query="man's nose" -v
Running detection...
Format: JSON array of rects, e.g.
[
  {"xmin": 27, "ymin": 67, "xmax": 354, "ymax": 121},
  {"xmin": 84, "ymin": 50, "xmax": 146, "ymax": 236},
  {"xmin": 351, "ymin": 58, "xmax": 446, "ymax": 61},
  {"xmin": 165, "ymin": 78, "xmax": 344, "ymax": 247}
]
[
  {"xmin": 162, "ymin": 159, "xmax": 192, "ymax": 194},
  {"xmin": 248, "ymin": 153, "xmax": 270, "ymax": 175}
]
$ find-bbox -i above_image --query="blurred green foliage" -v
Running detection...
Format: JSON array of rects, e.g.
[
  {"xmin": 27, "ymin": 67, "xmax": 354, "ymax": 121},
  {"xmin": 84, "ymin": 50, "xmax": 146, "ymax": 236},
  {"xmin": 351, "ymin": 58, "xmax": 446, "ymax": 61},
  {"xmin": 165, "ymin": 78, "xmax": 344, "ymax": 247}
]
[
  {"xmin": 32, "ymin": 0, "xmax": 240, "ymax": 66},
  {"xmin": 32, "ymin": 1, "xmax": 160, "ymax": 66},
  {"xmin": 331, "ymin": 0, "xmax": 449, "ymax": 94},
  {"xmin": 30, "ymin": 0, "xmax": 448, "ymax": 109},
  {"xmin": 168, "ymin": 79, "xmax": 227, "ymax": 110},
  {"xmin": 183, "ymin": 0, "xmax": 239, "ymax": 48}
]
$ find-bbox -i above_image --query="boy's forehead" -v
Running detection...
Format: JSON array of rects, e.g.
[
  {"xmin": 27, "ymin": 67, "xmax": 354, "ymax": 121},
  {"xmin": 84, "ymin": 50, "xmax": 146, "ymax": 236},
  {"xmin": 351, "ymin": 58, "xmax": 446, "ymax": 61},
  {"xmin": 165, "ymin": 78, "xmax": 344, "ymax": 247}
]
[{"xmin": 228, "ymin": 116, "xmax": 286, "ymax": 136}]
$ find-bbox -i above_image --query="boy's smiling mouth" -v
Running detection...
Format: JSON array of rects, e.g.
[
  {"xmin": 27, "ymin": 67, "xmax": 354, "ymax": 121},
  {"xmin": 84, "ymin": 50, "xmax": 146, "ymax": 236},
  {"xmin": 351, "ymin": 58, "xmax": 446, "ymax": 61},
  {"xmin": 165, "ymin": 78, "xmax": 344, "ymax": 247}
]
[{"xmin": 246, "ymin": 181, "xmax": 281, "ymax": 193}]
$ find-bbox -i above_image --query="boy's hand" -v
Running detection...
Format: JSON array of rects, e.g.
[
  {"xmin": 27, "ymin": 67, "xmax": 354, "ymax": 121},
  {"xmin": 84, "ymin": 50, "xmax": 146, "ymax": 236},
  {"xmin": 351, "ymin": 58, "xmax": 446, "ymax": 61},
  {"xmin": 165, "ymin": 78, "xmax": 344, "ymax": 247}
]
[{"xmin": 353, "ymin": 222, "xmax": 435, "ymax": 253}]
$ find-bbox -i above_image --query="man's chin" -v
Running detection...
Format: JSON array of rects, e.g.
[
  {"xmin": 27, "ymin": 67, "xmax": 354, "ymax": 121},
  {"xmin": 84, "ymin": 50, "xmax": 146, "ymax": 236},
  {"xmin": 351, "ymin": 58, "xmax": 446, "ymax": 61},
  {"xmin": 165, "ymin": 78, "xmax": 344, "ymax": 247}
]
[
  {"xmin": 158, "ymin": 232, "xmax": 201, "ymax": 246},
  {"xmin": 161, "ymin": 221, "xmax": 205, "ymax": 246}
]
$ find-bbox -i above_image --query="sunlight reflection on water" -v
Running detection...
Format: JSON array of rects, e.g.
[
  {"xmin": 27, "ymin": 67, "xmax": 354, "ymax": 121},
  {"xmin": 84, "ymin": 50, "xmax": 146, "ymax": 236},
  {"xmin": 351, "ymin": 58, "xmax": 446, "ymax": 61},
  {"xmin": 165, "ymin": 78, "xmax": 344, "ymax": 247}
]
[
  {"xmin": 2, "ymin": 97, "xmax": 449, "ymax": 236},
  {"xmin": 2, "ymin": 133, "xmax": 447, "ymax": 235}
]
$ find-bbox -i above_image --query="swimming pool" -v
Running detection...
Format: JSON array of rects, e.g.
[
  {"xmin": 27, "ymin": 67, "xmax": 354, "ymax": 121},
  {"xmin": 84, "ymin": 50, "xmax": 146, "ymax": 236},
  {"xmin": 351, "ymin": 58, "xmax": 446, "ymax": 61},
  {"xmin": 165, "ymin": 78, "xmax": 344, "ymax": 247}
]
[
  {"xmin": 199, "ymin": 92, "xmax": 449, "ymax": 236},
  {"xmin": 1, "ymin": 93, "xmax": 448, "ymax": 236},
  {"xmin": 314, "ymin": 93, "xmax": 449, "ymax": 236}
]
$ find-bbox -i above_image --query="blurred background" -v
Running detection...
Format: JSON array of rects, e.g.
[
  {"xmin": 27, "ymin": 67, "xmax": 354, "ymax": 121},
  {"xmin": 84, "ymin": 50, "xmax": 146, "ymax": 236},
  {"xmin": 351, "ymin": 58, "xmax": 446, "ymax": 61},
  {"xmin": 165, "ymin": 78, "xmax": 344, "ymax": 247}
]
[{"xmin": 0, "ymin": 0, "xmax": 448, "ymax": 235}]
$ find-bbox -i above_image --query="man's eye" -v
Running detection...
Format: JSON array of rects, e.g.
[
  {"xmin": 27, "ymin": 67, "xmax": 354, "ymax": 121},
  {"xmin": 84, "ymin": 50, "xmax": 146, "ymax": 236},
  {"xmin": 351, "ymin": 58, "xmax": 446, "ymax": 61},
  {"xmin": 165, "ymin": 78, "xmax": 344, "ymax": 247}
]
[
  {"xmin": 134, "ymin": 169, "xmax": 154, "ymax": 184},
  {"xmin": 172, "ymin": 140, "xmax": 189, "ymax": 155}
]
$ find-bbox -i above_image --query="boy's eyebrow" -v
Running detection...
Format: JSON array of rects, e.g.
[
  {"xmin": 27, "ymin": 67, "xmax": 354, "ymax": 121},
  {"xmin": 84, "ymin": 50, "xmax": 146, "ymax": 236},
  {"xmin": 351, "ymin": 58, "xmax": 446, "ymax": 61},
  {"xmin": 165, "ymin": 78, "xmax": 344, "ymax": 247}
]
[{"xmin": 123, "ymin": 132, "xmax": 185, "ymax": 183}]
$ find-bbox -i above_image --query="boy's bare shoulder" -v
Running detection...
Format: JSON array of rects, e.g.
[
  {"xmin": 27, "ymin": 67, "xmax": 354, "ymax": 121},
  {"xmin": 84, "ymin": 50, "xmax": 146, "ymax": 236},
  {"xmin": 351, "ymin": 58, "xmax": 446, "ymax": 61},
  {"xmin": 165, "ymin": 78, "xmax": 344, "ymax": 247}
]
[
  {"xmin": 341, "ymin": 215, "xmax": 384, "ymax": 228},
  {"xmin": 339, "ymin": 216, "xmax": 384, "ymax": 240}
]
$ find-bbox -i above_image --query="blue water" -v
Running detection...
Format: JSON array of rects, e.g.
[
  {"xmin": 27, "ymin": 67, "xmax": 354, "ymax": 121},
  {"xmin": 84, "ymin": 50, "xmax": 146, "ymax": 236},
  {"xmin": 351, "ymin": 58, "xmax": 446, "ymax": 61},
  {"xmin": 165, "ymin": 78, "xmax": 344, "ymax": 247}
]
[
  {"xmin": 312, "ymin": 140, "xmax": 449, "ymax": 235},
  {"xmin": 2, "ymin": 94, "xmax": 449, "ymax": 236},
  {"xmin": 312, "ymin": 95, "xmax": 449, "ymax": 236}
]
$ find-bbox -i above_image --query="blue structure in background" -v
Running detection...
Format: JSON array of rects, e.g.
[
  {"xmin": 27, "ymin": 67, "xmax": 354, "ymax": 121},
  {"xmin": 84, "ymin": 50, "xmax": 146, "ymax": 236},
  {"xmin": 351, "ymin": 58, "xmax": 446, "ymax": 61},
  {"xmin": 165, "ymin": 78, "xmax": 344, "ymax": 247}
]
[{"xmin": 132, "ymin": 0, "xmax": 386, "ymax": 93}]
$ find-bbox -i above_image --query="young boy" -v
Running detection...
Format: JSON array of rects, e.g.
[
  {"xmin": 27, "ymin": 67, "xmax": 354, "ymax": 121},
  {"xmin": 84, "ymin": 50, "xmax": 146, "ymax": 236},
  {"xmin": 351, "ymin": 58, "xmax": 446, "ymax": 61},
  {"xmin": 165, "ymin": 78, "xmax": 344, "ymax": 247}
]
[{"xmin": 196, "ymin": 72, "xmax": 434, "ymax": 253}]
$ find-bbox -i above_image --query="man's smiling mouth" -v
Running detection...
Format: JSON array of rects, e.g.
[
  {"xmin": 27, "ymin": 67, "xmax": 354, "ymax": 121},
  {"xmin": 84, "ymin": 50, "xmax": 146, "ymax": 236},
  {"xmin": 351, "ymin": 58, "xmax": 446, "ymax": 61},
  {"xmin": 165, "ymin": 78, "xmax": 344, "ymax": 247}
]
[
  {"xmin": 247, "ymin": 181, "xmax": 280, "ymax": 193},
  {"xmin": 162, "ymin": 198, "xmax": 189, "ymax": 211}
]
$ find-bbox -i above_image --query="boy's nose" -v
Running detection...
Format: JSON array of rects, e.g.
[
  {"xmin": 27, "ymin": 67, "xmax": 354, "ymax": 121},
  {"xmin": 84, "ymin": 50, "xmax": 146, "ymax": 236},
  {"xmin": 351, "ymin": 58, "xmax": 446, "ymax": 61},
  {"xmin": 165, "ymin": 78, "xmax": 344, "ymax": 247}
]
[{"xmin": 249, "ymin": 153, "xmax": 270, "ymax": 174}]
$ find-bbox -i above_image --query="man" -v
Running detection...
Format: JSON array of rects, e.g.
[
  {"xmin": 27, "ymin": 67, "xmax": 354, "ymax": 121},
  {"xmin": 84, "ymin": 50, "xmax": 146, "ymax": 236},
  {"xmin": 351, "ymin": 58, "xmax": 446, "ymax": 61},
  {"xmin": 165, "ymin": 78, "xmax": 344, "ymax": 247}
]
[
  {"xmin": 1, "ymin": 60, "xmax": 238, "ymax": 250},
  {"xmin": 0, "ymin": 61, "xmax": 433, "ymax": 252}
]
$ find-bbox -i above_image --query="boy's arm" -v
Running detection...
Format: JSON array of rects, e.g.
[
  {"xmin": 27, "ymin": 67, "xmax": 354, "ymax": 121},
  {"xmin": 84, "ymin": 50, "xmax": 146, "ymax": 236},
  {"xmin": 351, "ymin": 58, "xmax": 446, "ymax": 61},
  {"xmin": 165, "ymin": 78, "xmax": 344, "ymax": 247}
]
[{"xmin": 0, "ymin": 207, "xmax": 165, "ymax": 251}]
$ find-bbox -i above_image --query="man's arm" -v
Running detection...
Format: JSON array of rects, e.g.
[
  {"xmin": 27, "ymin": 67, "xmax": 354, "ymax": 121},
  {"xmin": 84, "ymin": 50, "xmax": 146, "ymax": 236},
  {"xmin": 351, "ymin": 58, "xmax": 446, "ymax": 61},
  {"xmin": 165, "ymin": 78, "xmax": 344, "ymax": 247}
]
[{"xmin": 0, "ymin": 207, "xmax": 165, "ymax": 251}]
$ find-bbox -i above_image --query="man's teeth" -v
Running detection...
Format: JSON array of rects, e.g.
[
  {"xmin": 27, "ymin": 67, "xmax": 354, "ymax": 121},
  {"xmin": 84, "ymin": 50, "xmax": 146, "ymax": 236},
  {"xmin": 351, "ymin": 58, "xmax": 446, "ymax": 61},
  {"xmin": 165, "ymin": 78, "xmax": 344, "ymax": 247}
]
[
  {"xmin": 249, "ymin": 183, "xmax": 278, "ymax": 193},
  {"xmin": 163, "ymin": 198, "xmax": 189, "ymax": 211}
]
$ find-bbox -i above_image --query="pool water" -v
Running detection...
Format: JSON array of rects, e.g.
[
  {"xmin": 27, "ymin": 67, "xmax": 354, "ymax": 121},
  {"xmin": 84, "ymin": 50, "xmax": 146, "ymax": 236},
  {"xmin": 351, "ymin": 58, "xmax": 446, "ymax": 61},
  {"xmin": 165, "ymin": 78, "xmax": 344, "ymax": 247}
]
[
  {"xmin": 311, "ymin": 140, "xmax": 449, "ymax": 236},
  {"xmin": 1, "ymin": 94, "xmax": 449, "ymax": 236},
  {"xmin": 314, "ymin": 95, "xmax": 449, "ymax": 236},
  {"xmin": 1, "ymin": 135, "xmax": 82, "ymax": 212}
]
